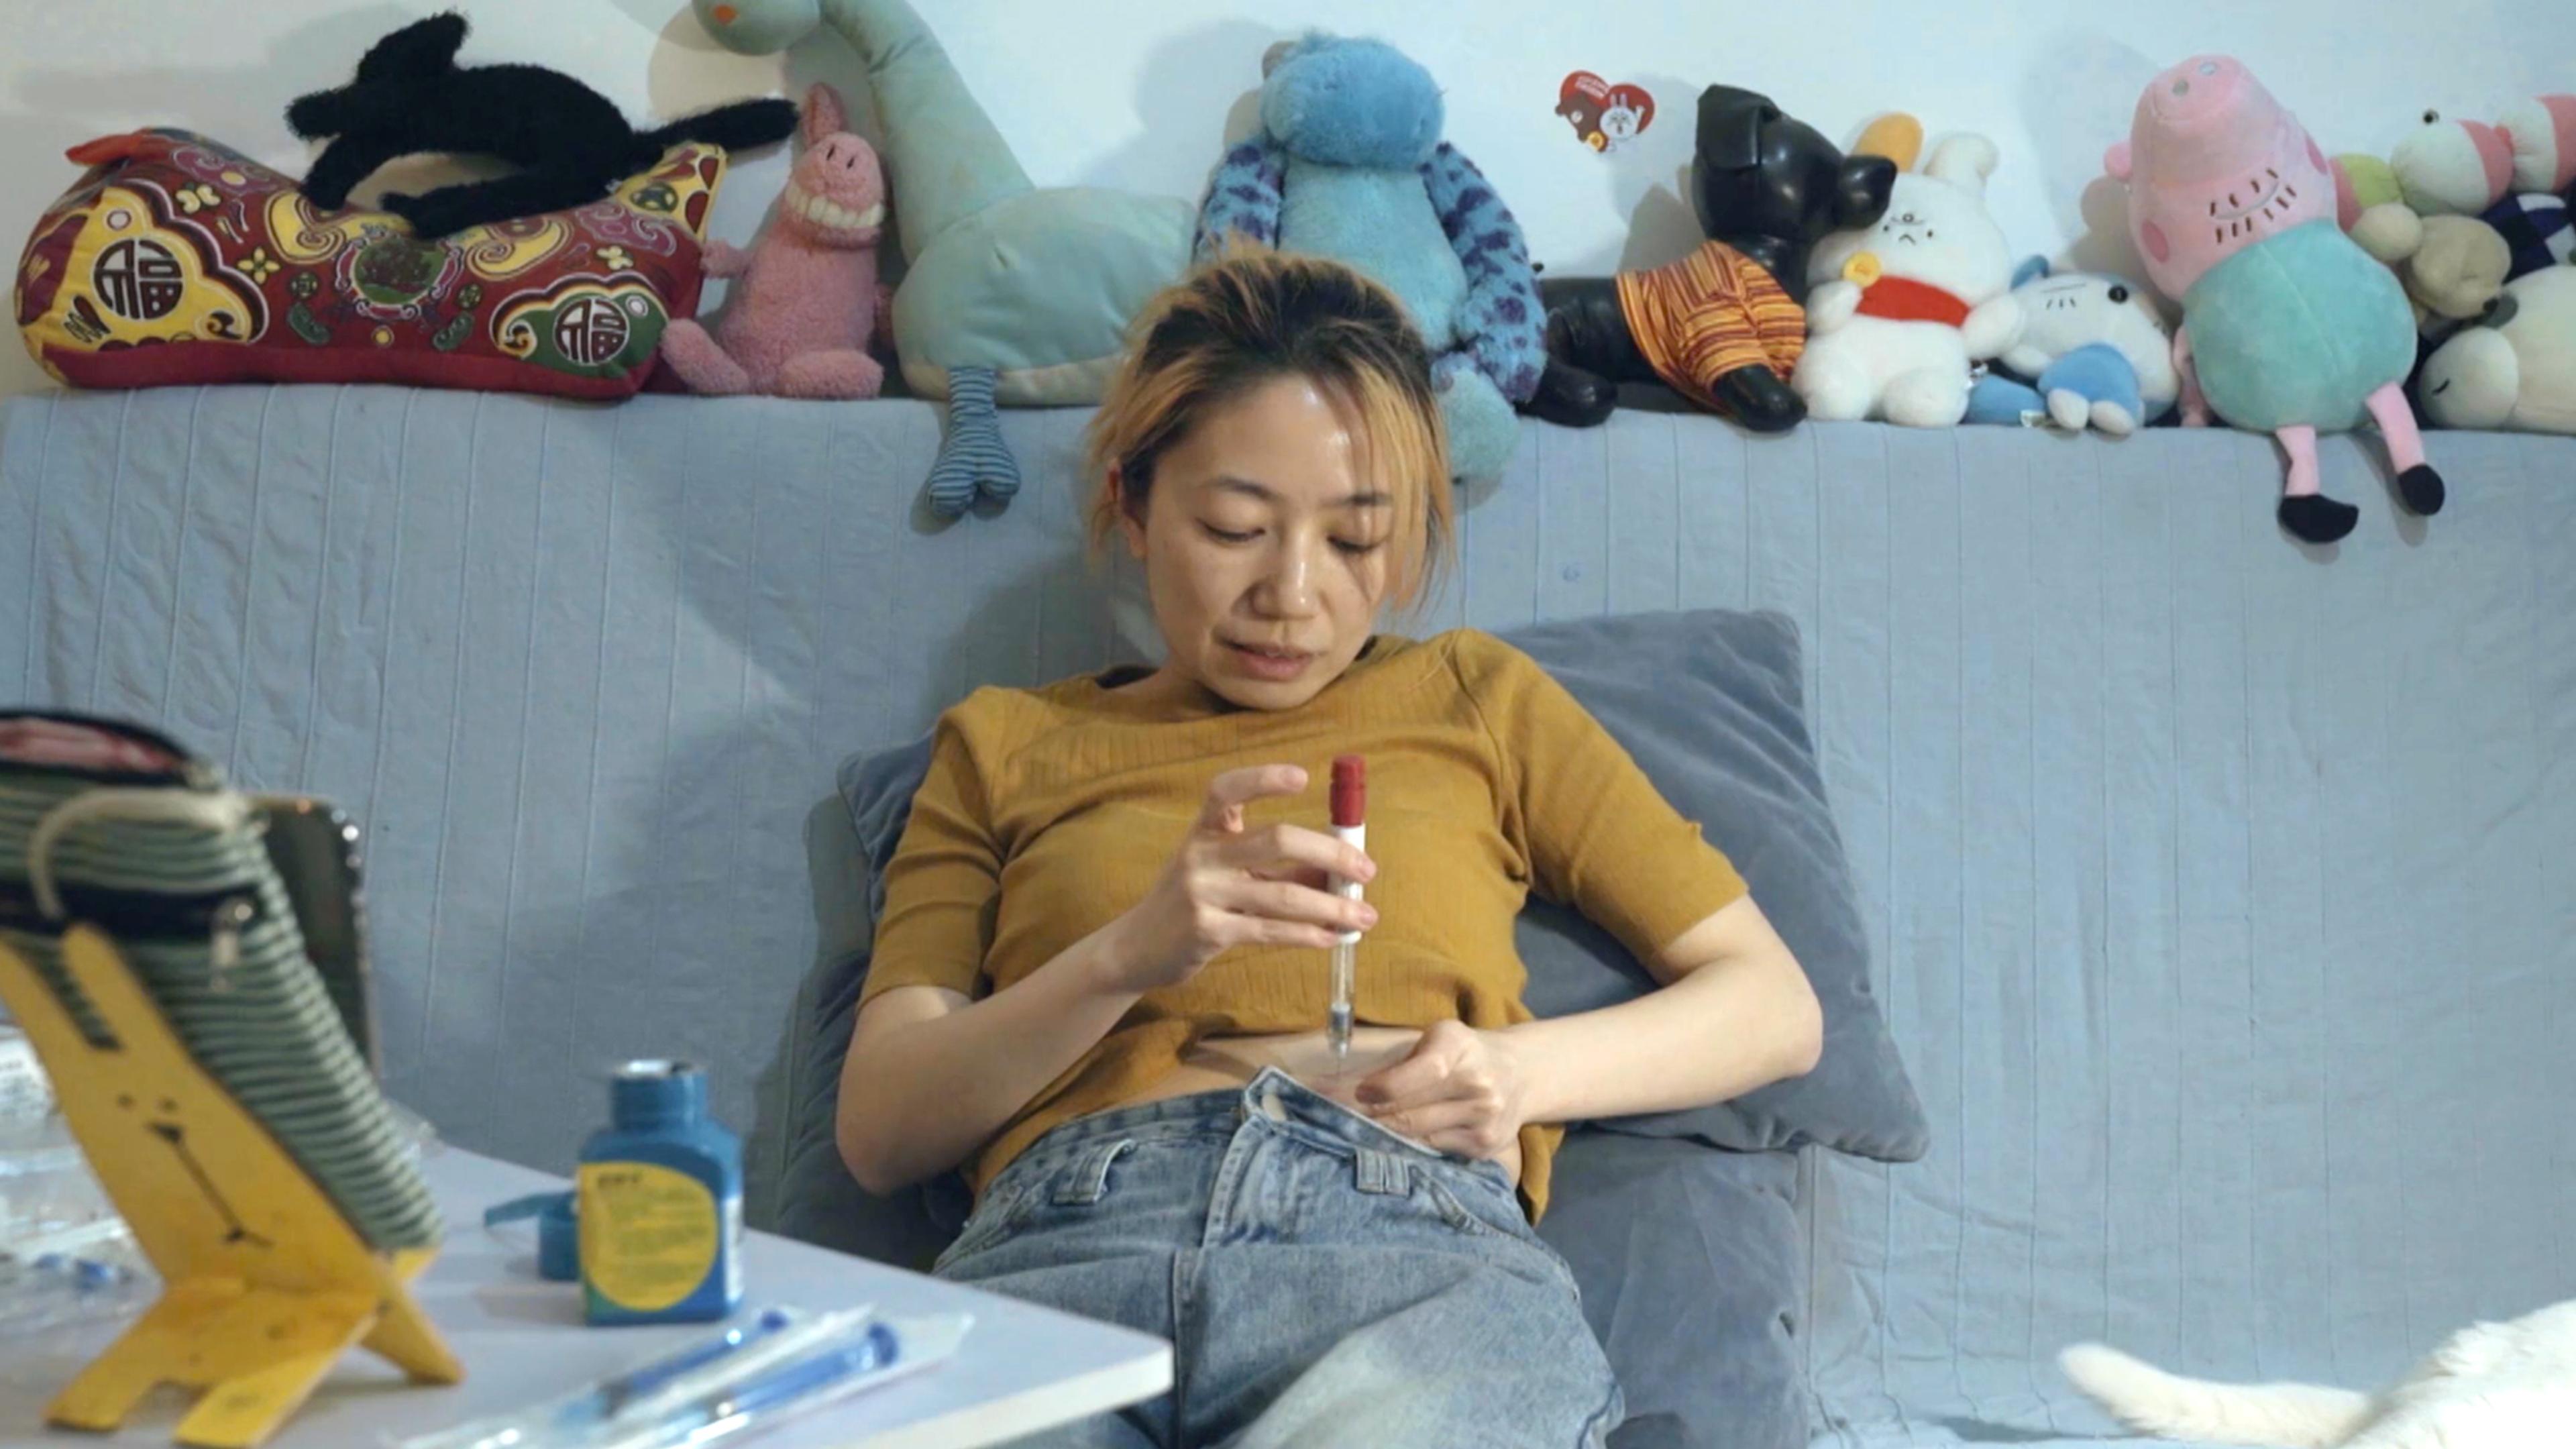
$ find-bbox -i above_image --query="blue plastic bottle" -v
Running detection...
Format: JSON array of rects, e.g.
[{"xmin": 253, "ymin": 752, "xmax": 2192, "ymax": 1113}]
[{"xmin": 575, "ymin": 1060, "xmax": 743, "ymax": 1326}]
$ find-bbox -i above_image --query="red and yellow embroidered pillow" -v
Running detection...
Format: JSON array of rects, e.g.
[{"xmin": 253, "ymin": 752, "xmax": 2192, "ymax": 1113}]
[{"xmin": 14, "ymin": 128, "xmax": 727, "ymax": 399}]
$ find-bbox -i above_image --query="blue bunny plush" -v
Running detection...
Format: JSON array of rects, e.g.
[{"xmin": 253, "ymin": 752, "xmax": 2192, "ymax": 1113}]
[
  {"xmin": 1966, "ymin": 256, "xmax": 2178, "ymax": 435},
  {"xmin": 1197, "ymin": 34, "xmax": 1546, "ymax": 480}
]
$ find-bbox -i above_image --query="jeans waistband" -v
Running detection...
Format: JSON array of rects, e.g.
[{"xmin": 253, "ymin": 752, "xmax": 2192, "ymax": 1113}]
[{"xmin": 1020, "ymin": 1065, "xmax": 1466, "ymax": 1171}]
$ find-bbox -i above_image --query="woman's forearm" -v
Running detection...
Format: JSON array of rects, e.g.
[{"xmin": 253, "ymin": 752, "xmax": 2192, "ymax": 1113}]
[
  {"xmin": 837, "ymin": 926, "xmax": 1141, "ymax": 1195},
  {"xmin": 1502, "ymin": 945, "xmax": 1823, "ymax": 1127}
]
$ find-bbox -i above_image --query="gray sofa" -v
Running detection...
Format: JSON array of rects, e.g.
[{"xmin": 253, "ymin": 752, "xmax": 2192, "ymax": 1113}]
[{"xmin": 6, "ymin": 386, "xmax": 2573, "ymax": 1447}]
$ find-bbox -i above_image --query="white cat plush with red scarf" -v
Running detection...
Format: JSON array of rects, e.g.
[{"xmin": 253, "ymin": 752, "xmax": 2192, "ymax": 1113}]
[{"xmin": 1796, "ymin": 133, "xmax": 2024, "ymax": 427}]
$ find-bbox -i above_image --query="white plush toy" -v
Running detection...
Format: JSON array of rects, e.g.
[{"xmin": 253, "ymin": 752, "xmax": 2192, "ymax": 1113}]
[
  {"xmin": 1966, "ymin": 258, "xmax": 2177, "ymax": 435},
  {"xmin": 2385, "ymin": 98, "xmax": 2576, "ymax": 215},
  {"xmin": 2416, "ymin": 265, "xmax": 2576, "ymax": 435},
  {"xmin": 1794, "ymin": 134, "xmax": 2022, "ymax": 427}
]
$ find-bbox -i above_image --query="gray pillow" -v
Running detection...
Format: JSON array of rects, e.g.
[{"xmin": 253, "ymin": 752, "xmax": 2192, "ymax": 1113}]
[
  {"xmin": 774, "ymin": 734, "xmax": 964, "ymax": 1269},
  {"xmin": 1540, "ymin": 1132, "xmax": 1810, "ymax": 1449},
  {"xmin": 778, "ymin": 607, "xmax": 1927, "ymax": 1252},
  {"xmin": 1509, "ymin": 609, "xmax": 1928, "ymax": 1161}
]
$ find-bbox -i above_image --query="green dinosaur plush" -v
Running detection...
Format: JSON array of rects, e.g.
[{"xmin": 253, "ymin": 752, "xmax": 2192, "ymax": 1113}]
[{"xmin": 694, "ymin": 0, "xmax": 1194, "ymax": 517}]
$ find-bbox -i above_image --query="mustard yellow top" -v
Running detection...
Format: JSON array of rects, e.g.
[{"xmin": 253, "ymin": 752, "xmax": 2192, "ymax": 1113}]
[{"xmin": 861, "ymin": 629, "xmax": 1748, "ymax": 1219}]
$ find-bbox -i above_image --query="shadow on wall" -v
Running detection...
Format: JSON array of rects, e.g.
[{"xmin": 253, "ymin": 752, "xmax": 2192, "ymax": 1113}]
[
  {"xmin": 644, "ymin": 3, "xmax": 873, "ymax": 143},
  {"xmin": 2017, "ymin": 32, "xmax": 2163, "ymax": 291},
  {"xmin": 5, "ymin": 5, "xmax": 525, "ymax": 210},
  {"xmin": 1080, "ymin": 19, "xmax": 1281, "ymax": 201},
  {"xmin": 1600, "ymin": 72, "xmax": 1708, "ymax": 278}
]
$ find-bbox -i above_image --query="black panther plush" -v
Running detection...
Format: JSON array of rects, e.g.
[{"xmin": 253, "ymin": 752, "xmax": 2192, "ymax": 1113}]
[
  {"xmin": 288, "ymin": 12, "xmax": 797, "ymax": 239},
  {"xmin": 1527, "ymin": 87, "xmax": 1898, "ymax": 431}
]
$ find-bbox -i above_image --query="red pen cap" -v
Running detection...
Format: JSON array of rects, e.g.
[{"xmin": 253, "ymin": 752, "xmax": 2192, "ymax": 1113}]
[{"xmin": 1330, "ymin": 755, "xmax": 1366, "ymax": 828}]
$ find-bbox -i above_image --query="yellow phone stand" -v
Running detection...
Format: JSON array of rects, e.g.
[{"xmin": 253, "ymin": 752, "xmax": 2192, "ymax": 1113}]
[{"xmin": 0, "ymin": 925, "xmax": 461, "ymax": 1448}]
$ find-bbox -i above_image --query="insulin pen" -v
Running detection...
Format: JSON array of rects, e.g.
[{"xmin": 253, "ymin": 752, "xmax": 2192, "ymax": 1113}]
[{"xmin": 1328, "ymin": 755, "xmax": 1366, "ymax": 1061}]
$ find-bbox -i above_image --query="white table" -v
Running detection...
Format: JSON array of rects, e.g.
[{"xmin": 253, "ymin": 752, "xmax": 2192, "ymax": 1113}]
[{"xmin": 0, "ymin": 1147, "xmax": 1172, "ymax": 1449}]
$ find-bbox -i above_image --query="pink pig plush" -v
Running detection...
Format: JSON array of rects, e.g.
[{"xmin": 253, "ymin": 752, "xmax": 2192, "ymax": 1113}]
[
  {"xmin": 2106, "ymin": 56, "xmax": 2443, "ymax": 545},
  {"xmin": 661, "ymin": 84, "xmax": 889, "ymax": 398}
]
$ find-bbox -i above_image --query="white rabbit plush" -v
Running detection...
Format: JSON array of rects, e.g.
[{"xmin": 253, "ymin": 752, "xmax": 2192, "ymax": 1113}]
[{"xmin": 1795, "ymin": 134, "xmax": 2023, "ymax": 426}]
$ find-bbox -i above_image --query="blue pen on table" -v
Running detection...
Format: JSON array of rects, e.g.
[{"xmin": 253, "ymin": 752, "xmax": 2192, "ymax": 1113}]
[
  {"xmin": 584, "ymin": 1308, "xmax": 800, "ymax": 1418},
  {"xmin": 598, "ymin": 1320, "xmax": 905, "ymax": 1449}
]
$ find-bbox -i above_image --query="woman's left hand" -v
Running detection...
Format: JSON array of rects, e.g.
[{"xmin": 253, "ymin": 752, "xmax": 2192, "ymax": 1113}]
[{"xmin": 1355, "ymin": 1020, "xmax": 1531, "ymax": 1160}]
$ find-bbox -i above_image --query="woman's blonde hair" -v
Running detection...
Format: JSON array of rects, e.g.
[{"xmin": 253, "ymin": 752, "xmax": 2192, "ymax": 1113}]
[{"xmin": 1084, "ymin": 246, "xmax": 1455, "ymax": 610}]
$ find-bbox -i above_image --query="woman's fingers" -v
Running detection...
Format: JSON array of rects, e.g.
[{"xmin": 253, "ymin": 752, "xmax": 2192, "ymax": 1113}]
[
  {"xmin": 1370, "ymin": 1097, "xmax": 1514, "ymax": 1159},
  {"xmin": 1246, "ymin": 864, "xmax": 1333, "ymax": 892},
  {"xmin": 1194, "ymin": 765, "xmax": 1310, "ymax": 835},
  {"xmin": 1212, "ymin": 877, "xmax": 1376, "ymax": 934},
  {"xmin": 1221, "ymin": 915, "xmax": 1346, "ymax": 952},
  {"xmin": 1210, "ymin": 822, "xmax": 1374, "ymax": 883}
]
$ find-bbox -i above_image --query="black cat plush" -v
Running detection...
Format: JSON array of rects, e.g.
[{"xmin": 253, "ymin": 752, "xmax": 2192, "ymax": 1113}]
[
  {"xmin": 288, "ymin": 12, "xmax": 797, "ymax": 238},
  {"xmin": 1529, "ymin": 87, "xmax": 1898, "ymax": 431}
]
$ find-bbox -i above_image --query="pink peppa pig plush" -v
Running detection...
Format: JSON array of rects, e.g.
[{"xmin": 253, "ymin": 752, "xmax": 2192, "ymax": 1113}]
[
  {"xmin": 660, "ymin": 84, "xmax": 889, "ymax": 398},
  {"xmin": 2106, "ymin": 56, "xmax": 2441, "ymax": 544}
]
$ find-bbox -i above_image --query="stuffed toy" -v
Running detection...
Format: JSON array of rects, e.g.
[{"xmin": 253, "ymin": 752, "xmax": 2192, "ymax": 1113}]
[
  {"xmin": 659, "ymin": 85, "xmax": 888, "ymax": 398},
  {"xmin": 1526, "ymin": 89, "xmax": 1898, "ymax": 431},
  {"xmin": 288, "ymin": 12, "xmax": 794, "ymax": 239},
  {"xmin": 18, "ymin": 127, "xmax": 730, "ymax": 398},
  {"xmin": 2347, "ymin": 205, "xmax": 2515, "ymax": 339},
  {"xmin": 2106, "ymin": 55, "xmax": 2438, "ymax": 545},
  {"xmin": 693, "ymin": 0, "xmax": 1194, "ymax": 518},
  {"xmin": 1795, "ymin": 134, "xmax": 2023, "ymax": 427},
  {"xmin": 2500, "ymin": 95, "xmax": 2576, "ymax": 195},
  {"xmin": 2363, "ymin": 100, "xmax": 2575, "ymax": 284},
  {"xmin": 2383, "ymin": 99, "xmax": 2576, "ymax": 216},
  {"xmin": 2479, "ymin": 189, "xmax": 2573, "ymax": 277},
  {"xmin": 2416, "ymin": 266, "xmax": 2576, "ymax": 435},
  {"xmin": 1965, "ymin": 257, "xmax": 2175, "ymax": 434},
  {"xmin": 1195, "ymin": 34, "xmax": 1544, "ymax": 480},
  {"xmin": 2331, "ymin": 151, "xmax": 2401, "ymax": 229}
]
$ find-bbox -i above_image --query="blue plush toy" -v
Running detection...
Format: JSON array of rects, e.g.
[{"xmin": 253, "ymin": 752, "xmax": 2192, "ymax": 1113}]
[
  {"xmin": 1197, "ymin": 35, "xmax": 1546, "ymax": 480},
  {"xmin": 1965, "ymin": 256, "xmax": 2178, "ymax": 435}
]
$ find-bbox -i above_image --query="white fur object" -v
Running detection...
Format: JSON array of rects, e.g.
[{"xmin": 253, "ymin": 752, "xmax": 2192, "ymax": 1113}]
[
  {"xmin": 2061, "ymin": 1298, "xmax": 2576, "ymax": 1448},
  {"xmin": 2418, "ymin": 266, "xmax": 2576, "ymax": 435},
  {"xmin": 1796, "ymin": 135, "xmax": 2023, "ymax": 427}
]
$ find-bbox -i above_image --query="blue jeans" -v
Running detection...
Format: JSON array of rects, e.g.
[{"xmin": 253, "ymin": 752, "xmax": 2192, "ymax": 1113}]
[{"xmin": 935, "ymin": 1067, "xmax": 1623, "ymax": 1449}]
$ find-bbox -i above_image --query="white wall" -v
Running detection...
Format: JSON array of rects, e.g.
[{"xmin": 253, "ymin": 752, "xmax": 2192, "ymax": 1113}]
[{"xmin": 6, "ymin": 0, "xmax": 2573, "ymax": 398}]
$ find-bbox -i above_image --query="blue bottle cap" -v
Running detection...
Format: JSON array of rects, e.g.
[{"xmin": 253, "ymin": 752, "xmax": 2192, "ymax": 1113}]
[{"xmin": 609, "ymin": 1059, "xmax": 706, "ymax": 1131}]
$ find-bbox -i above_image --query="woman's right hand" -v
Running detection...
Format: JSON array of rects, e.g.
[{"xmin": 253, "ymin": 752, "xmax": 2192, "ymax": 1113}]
[{"xmin": 1100, "ymin": 765, "xmax": 1378, "ymax": 994}]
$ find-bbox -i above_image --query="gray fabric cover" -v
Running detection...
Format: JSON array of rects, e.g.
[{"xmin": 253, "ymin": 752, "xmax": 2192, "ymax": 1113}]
[
  {"xmin": 1539, "ymin": 1133, "xmax": 1809, "ymax": 1449},
  {"xmin": 775, "ymin": 733, "xmax": 953, "ymax": 1269},
  {"xmin": 1510, "ymin": 610, "xmax": 1927, "ymax": 1160},
  {"xmin": 10, "ymin": 388, "xmax": 2576, "ymax": 1448}
]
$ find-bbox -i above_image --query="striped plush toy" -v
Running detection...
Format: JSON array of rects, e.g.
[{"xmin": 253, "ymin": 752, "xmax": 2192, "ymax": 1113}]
[{"xmin": 0, "ymin": 712, "xmax": 438, "ymax": 1252}]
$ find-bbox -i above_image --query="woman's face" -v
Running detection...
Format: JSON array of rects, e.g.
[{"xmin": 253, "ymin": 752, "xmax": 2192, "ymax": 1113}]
[{"xmin": 1122, "ymin": 374, "xmax": 1403, "ymax": 712}]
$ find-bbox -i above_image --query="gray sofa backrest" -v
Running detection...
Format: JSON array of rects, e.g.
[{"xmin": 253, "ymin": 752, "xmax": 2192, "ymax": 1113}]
[{"xmin": 8, "ymin": 388, "xmax": 2573, "ymax": 1440}]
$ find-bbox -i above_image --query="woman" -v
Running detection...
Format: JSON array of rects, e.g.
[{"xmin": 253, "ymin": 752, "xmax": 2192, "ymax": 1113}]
[{"xmin": 839, "ymin": 250, "xmax": 1824, "ymax": 1448}]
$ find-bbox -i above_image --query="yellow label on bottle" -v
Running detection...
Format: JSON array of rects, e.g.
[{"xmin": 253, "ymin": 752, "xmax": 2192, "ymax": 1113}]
[{"xmin": 576, "ymin": 1161, "xmax": 718, "ymax": 1313}]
